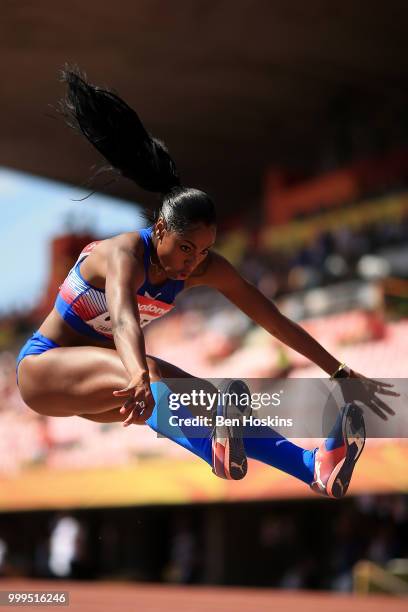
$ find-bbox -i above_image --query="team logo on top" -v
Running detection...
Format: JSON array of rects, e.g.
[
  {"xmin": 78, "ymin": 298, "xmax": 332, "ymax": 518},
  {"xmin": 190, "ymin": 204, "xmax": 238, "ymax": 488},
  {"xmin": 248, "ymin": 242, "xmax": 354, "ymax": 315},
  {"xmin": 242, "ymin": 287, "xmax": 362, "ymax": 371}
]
[
  {"xmin": 137, "ymin": 294, "xmax": 174, "ymax": 328},
  {"xmin": 144, "ymin": 290, "xmax": 162, "ymax": 300}
]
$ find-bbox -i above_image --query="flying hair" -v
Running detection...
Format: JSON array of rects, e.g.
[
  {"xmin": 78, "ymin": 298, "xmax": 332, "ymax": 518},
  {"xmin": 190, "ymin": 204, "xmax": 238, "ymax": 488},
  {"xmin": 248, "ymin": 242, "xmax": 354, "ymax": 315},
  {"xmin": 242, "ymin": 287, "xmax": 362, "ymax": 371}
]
[
  {"xmin": 58, "ymin": 65, "xmax": 216, "ymax": 232},
  {"xmin": 58, "ymin": 64, "xmax": 181, "ymax": 193}
]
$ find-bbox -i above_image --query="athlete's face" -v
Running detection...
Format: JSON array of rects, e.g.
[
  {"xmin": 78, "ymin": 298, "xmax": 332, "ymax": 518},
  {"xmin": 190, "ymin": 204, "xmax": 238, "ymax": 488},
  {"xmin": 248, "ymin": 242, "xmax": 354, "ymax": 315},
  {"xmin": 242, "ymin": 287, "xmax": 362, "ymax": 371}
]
[{"xmin": 154, "ymin": 222, "xmax": 217, "ymax": 280}]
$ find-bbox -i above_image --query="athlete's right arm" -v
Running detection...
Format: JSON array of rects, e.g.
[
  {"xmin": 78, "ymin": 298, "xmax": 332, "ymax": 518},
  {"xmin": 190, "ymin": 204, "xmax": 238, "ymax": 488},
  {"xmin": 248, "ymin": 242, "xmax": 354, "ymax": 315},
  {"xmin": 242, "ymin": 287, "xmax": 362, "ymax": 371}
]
[{"xmin": 105, "ymin": 233, "xmax": 154, "ymax": 422}]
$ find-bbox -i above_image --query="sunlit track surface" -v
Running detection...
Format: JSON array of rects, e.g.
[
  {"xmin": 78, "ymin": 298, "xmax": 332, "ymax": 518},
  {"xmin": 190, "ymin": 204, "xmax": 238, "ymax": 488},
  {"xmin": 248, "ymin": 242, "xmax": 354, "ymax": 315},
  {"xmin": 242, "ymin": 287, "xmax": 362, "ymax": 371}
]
[{"xmin": 0, "ymin": 580, "xmax": 406, "ymax": 611}]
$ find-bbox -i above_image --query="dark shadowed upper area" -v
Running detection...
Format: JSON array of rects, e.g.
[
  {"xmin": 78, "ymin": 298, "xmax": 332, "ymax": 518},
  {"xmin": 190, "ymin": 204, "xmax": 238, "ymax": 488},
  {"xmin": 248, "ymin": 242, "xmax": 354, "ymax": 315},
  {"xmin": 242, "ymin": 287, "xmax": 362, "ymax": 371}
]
[{"xmin": 2, "ymin": 0, "xmax": 408, "ymax": 218}]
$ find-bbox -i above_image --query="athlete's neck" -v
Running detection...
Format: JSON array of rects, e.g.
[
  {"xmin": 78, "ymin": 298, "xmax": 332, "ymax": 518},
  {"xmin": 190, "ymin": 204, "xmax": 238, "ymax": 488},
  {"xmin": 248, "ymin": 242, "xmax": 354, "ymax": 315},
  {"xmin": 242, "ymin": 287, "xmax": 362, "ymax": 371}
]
[{"xmin": 149, "ymin": 236, "xmax": 168, "ymax": 282}]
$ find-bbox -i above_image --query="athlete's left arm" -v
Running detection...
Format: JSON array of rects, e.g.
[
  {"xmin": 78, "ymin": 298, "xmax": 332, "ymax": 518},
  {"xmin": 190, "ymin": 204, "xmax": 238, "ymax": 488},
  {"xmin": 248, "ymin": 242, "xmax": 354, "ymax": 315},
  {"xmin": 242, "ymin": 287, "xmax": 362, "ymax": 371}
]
[
  {"xmin": 187, "ymin": 252, "xmax": 398, "ymax": 409},
  {"xmin": 193, "ymin": 252, "xmax": 342, "ymax": 376}
]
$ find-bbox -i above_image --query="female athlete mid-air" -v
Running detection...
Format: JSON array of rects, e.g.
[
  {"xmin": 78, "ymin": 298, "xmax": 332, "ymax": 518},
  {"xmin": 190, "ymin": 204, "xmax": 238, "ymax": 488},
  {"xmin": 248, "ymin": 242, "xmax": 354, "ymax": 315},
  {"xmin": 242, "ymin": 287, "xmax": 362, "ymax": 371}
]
[{"xmin": 16, "ymin": 68, "xmax": 393, "ymax": 498}]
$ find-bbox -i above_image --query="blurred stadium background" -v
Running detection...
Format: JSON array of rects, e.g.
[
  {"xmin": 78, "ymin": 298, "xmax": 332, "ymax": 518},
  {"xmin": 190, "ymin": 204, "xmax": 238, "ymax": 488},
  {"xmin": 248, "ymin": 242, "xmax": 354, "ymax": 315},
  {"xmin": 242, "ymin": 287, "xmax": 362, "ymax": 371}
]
[{"xmin": 0, "ymin": 1, "xmax": 407, "ymax": 608}]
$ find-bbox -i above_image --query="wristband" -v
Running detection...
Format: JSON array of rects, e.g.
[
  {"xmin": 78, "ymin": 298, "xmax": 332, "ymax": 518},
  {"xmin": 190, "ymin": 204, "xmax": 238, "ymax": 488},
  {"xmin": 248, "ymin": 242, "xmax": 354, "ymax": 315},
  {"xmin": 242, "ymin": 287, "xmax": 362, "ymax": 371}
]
[{"xmin": 330, "ymin": 363, "xmax": 351, "ymax": 379}]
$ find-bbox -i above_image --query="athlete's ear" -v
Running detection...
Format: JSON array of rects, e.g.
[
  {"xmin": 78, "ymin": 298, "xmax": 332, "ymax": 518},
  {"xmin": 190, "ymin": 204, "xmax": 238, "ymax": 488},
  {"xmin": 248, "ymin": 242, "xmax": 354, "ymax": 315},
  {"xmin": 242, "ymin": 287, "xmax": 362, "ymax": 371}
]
[{"xmin": 155, "ymin": 216, "xmax": 166, "ymax": 241}]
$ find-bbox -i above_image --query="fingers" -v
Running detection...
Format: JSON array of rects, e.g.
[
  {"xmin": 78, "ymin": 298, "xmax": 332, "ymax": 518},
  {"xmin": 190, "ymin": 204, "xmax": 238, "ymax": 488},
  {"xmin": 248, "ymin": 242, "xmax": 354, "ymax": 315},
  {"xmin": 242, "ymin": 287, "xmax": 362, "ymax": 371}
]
[
  {"xmin": 375, "ymin": 386, "xmax": 400, "ymax": 398},
  {"xmin": 372, "ymin": 379, "xmax": 396, "ymax": 388},
  {"xmin": 366, "ymin": 400, "xmax": 388, "ymax": 421},
  {"xmin": 360, "ymin": 396, "xmax": 396, "ymax": 420},
  {"xmin": 120, "ymin": 399, "xmax": 143, "ymax": 425},
  {"xmin": 120, "ymin": 398, "xmax": 135, "ymax": 415},
  {"xmin": 113, "ymin": 385, "xmax": 146, "ymax": 398},
  {"xmin": 122, "ymin": 399, "xmax": 154, "ymax": 427},
  {"xmin": 372, "ymin": 396, "xmax": 396, "ymax": 416},
  {"xmin": 123, "ymin": 407, "xmax": 139, "ymax": 427},
  {"xmin": 351, "ymin": 373, "xmax": 398, "ymax": 392},
  {"xmin": 113, "ymin": 387, "xmax": 132, "ymax": 397},
  {"xmin": 113, "ymin": 382, "xmax": 155, "ymax": 426},
  {"xmin": 363, "ymin": 378, "xmax": 400, "ymax": 396},
  {"xmin": 113, "ymin": 386, "xmax": 150, "ymax": 400}
]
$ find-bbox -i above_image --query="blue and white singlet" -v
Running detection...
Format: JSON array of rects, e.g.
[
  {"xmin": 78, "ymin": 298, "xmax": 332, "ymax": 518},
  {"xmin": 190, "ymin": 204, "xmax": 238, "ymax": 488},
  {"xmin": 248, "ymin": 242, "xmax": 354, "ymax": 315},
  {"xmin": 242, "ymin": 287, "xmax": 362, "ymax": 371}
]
[{"xmin": 55, "ymin": 227, "xmax": 185, "ymax": 341}]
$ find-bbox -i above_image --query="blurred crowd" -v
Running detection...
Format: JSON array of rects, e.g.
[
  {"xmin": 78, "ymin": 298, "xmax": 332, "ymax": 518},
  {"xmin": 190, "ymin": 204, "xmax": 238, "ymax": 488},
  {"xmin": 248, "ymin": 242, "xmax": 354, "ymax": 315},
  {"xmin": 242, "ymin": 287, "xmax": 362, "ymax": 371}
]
[
  {"xmin": 239, "ymin": 212, "xmax": 408, "ymax": 298},
  {"xmin": 255, "ymin": 494, "xmax": 408, "ymax": 591},
  {"xmin": 0, "ymin": 493, "xmax": 406, "ymax": 592}
]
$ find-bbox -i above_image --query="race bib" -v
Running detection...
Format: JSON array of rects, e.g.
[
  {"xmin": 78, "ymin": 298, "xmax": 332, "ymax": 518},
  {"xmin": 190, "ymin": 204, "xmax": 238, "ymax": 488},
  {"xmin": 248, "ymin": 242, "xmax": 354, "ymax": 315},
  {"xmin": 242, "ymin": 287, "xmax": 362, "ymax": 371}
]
[
  {"xmin": 85, "ymin": 294, "xmax": 174, "ymax": 336},
  {"xmin": 136, "ymin": 295, "xmax": 174, "ymax": 328}
]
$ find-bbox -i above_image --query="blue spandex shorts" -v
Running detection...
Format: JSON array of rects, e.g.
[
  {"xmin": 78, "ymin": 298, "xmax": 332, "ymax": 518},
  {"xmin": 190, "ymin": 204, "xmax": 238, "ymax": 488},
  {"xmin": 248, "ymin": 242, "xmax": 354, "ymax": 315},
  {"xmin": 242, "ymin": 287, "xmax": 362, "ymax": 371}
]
[{"xmin": 16, "ymin": 331, "xmax": 60, "ymax": 384}]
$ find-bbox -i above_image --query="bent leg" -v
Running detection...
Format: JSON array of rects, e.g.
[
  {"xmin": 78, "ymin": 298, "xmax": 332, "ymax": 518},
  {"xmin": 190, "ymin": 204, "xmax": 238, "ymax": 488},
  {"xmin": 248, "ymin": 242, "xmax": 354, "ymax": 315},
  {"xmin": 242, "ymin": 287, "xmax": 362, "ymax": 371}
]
[
  {"xmin": 18, "ymin": 347, "xmax": 313, "ymax": 480},
  {"xmin": 79, "ymin": 377, "xmax": 213, "ymax": 463},
  {"xmin": 146, "ymin": 378, "xmax": 315, "ymax": 482},
  {"xmin": 17, "ymin": 346, "xmax": 165, "ymax": 417},
  {"xmin": 81, "ymin": 397, "xmax": 315, "ymax": 483},
  {"xmin": 146, "ymin": 381, "xmax": 212, "ymax": 465}
]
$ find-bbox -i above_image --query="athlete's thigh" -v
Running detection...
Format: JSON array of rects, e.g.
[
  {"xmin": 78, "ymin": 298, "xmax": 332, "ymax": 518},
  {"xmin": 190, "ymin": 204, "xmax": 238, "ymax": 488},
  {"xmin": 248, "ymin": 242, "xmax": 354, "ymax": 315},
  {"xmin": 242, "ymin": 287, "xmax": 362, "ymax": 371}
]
[
  {"xmin": 18, "ymin": 346, "xmax": 174, "ymax": 417},
  {"xmin": 78, "ymin": 356, "xmax": 197, "ymax": 424},
  {"xmin": 18, "ymin": 346, "xmax": 130, "ymax": 416},
  {"xmin": 18, "ymin": 346, "xmax": 200, "ymax": 418}
]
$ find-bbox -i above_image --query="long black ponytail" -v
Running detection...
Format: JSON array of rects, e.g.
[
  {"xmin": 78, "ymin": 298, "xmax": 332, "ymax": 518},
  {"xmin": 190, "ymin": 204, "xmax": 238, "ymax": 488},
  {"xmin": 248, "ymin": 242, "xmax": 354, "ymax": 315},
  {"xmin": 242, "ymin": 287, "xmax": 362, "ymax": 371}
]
[{"xmin": 59, "ymin": 66, "xmax": 216, "ymax": 232}]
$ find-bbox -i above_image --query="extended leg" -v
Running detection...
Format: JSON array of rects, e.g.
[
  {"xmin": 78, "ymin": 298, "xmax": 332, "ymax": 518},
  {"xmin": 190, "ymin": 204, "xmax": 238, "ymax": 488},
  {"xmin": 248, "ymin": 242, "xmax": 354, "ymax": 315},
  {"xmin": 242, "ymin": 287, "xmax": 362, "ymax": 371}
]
[
  {"xmin": 244, "ymin": 435, "xmax": 315, "ymax": 484},
  {"xmin": 18, "ymin": 347, "xmax": 316, "ymax": 484},
  {"xmin": 145, "ymin": 379, "xmax": 315, "ymax": 483}
]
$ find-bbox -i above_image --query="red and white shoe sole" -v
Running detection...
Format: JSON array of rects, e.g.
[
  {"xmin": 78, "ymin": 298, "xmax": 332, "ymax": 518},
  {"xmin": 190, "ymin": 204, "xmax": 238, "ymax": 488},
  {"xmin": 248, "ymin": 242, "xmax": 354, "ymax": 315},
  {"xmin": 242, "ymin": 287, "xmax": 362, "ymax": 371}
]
[
  {"xmin": 326, "ymin": 403, "xmax": 366, "ymax": 498},
  {"xmin": 212, "ymin": 437, "xmax": 247, "ymax": 480},
  {"xmin": 211, "ymin": 379, "xmax": 251, "ymax": 481}
]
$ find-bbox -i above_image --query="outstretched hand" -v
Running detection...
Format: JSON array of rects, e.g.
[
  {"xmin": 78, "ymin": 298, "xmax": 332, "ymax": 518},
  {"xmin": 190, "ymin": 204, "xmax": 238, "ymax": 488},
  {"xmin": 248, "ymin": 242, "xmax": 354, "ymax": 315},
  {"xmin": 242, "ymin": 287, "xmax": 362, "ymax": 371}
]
[
  {"xmin": 113, "ymin": 372, "xmax": 155, "ymax": 426},
  {"xmin": 340, "ymin": 370, "xmax": 400, "ymax": 421}
]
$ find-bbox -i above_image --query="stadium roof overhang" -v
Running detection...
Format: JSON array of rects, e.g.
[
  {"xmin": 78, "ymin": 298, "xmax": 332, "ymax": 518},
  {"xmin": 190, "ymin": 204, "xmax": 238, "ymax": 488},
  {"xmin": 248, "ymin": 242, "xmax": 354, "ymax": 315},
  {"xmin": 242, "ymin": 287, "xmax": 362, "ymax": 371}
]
[{"xmin": 2, "ymin": 1, "xmax": 408, "ymax": 218}]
